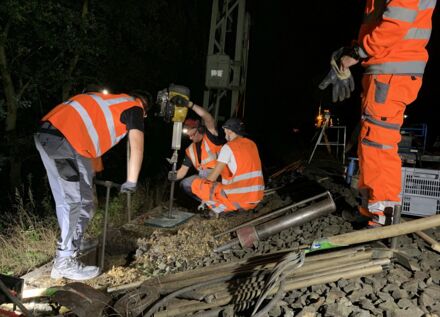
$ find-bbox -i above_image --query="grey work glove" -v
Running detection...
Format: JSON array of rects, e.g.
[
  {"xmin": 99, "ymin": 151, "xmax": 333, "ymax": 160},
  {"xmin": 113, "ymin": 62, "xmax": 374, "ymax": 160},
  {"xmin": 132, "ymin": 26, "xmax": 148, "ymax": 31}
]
[
  {"xmin": 168, "ymin": 171, "xmax": 178, "ymax": 181},
  {"xmin": 170, "ymin": 95, "xmax": 189, "ymax": 107},
  {"xmin": 120, "ymin": 181, "xmax": 137, "ymax": 193},
  {"xmin": 319, "ymin": 48, "xmax": 355, "ymax": 103}
]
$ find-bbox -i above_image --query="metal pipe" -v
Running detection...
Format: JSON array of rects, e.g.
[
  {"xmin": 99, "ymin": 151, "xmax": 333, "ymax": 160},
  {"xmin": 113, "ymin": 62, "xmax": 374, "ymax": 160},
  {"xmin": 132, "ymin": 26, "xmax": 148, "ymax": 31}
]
[
  {"xmin": 215, "ymin": 191, "xmax": 331, "ymax": 239},
  {"xmin": 215, "ymin": 195, "xmax": 336, "ymax": 252},
  {"xmin": 390, "ymin": 205, "xmax": 402, "ymax": 249},
  {"xmin": 256, "ymin": 195, "xmax": 336, "ymax": 240}
]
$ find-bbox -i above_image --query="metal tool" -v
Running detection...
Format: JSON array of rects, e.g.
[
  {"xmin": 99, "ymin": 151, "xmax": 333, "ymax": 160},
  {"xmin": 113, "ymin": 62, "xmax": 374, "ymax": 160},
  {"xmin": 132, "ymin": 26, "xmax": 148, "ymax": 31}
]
[
  {"xmin": 51, "ymin": 282, "xmax": 110, "ymax": 317},
  {"xmin": 94, "ymin": 180, "xmax": 120, "ymax": 270},
  {"xmin": 215, "ymin": 191, "xmax": 331, "ymax": 239},
  {"xmin": 215, "ymin": 193, "xmax": 336, "ymax": 252},
  {"xmin": 145, "ymin": 84, "xmax": 194, "ymax": 228},
  {"xmin": 390, "ymin": 205, "xmax": 402, "ymax": 249}
]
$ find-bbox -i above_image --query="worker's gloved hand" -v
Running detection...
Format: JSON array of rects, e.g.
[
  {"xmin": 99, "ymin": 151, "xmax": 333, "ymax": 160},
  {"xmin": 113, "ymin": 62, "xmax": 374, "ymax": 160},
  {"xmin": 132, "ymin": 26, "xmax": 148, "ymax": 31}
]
[
  {"xmin": 120, "ymin": 181, "xmax": 137, "ymax": 193},
  {"xmin": 319, "ymin": 68, "xmax": 355, "ymax": 103},
  {"xmin": 170, "ymin": 95, "xmax": 189, "ymax": 107},
  {"xmin": 319, "ymin": 47, "xmax": 355, "ymax": 103},
  {"xmin": 168, "ymin": 171, "xmax": 178, "ymax": 181}
]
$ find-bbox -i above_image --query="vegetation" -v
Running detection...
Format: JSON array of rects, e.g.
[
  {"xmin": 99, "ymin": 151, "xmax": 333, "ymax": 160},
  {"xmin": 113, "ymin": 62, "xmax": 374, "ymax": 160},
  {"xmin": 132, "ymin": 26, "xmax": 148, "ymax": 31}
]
[
  {"xmin": 0, "ymin": 178, "xmax": 170, "ymax": 276},
  {"xmin": 0, "ymin": 0, "xmax": 209, "ymax": 191}
]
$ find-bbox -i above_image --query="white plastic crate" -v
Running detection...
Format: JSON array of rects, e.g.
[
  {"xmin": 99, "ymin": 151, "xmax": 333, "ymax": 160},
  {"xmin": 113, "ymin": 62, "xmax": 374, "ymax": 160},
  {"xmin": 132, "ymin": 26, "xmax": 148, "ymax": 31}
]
[{"xmin": 401, "ymin": 167, "xmax": 440, "ymax": 217}]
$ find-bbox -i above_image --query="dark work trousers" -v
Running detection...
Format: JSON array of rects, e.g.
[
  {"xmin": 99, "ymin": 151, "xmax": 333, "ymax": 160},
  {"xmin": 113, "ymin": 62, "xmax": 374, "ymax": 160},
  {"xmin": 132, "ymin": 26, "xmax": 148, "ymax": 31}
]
[{"xmin": 34, "ymin": 132, "xmax": 94, "ymax": 258}]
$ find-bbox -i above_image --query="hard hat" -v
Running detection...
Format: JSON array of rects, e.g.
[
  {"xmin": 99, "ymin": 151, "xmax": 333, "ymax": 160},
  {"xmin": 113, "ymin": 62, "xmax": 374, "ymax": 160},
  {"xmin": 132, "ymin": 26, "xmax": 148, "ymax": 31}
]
[{"xmin": 222, "ymin": 117, "xmax": 245, "ymax": 136}]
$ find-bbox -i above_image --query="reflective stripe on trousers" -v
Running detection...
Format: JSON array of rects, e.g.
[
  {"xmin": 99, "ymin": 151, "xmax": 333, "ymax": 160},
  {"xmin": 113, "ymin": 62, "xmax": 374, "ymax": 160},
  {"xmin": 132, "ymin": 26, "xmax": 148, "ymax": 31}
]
[{"xmin": 358, "ymin": 74, "xmax": 422, "ymax": 206}]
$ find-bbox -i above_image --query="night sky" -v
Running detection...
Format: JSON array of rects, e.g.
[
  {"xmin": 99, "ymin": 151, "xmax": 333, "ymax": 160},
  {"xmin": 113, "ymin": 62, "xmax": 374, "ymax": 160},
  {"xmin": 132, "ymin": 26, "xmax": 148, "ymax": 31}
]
[
  {"xmin": 1, "ymin": 0, "xmax": 439, "ymax": 199},
  {"xmin": 243, "ymin": 1, "xmax": 439, "ymax": 168}
]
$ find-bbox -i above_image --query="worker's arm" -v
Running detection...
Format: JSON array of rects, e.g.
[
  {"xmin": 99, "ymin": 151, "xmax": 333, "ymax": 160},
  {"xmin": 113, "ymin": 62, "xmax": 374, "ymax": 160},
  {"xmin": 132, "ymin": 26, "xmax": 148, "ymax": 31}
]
[
  {"xmin": 127, "ymin": 129, "xmax": 144, "ymax": 183},
  {"xmin": 176, "ymin": 165, "xmax": 189, "ymax": 180},
  {"xmin": 359, "ymin": 0, "xmax": 418, "ymax": 59},
  {"xmin": 189, "ymin": 102, "xmax": 217, "ymax": 136},
  {"xmin": 206, "ymin": 162, "xmax": 226, "ymax": 182}
]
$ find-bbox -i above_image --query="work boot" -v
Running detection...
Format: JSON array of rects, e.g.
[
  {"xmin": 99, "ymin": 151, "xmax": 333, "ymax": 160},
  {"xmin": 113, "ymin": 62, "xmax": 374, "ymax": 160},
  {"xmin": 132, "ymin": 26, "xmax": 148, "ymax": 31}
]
[
  {"xmin": 341, "ymin": 207, "xmax": 370, "ymax": 224},
  {"xmin": 202, "ymin": 209, "xmax": 219, "ymax": 220},
  {"xmin": 51, "ymin": 256, "xmax": 100, "ymax": 281}
]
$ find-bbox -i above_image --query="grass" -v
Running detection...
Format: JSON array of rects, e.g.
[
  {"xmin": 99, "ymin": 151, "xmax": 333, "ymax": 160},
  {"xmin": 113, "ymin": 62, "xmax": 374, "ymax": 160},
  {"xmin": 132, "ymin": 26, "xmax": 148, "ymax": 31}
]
[
  {"xmin": 0, "ymin": 186, "xmax": 58, "ymax": 276},
  {"xmin": 0, "ymin": 177, "xmax": 169, "ymax": 276}
]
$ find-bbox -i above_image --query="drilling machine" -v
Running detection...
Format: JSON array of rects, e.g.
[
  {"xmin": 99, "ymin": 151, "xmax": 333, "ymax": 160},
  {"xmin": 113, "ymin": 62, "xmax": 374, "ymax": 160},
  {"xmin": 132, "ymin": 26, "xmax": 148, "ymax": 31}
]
[{"xmin": 146, "ymin": 84, "xmax": 194, "ymax": 227}]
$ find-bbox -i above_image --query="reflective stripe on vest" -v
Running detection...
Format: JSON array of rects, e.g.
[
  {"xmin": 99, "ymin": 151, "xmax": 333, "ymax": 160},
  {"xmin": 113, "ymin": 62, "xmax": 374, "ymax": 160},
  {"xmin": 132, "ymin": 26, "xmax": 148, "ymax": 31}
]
[
  {"xmin": 383, "ymin": 6, "xmax": 417, "ymax": 23},
  {"xmin": 65, "ymin": 95, "xmax": 134, "ymax": 156},
  {"xmin": 187, "ymin": 137, "xmax": 219, "ymax": 170},
  {"xmin": 66, "ymin": 99, "xmax": 102, "ymax": 156},
  {"xmin": 221, "ymin": 171, "xmax": 263, "ymax": 185},
  {"xmin": 365, "ymin": 61, "xmax": 426, "ymax": 74},
  {"xmin": 200, "ymin": 139, "xmax": 217, "ymax": 166},
  {"xmin": 405, "ymin": 28, "xmax": 432, "ymax": 40},
  {"xmin": 187, "ymin": 145, "xmax": 197, "ymax": 168},
  {"xmin": 419, "ymin": 0, "xmax": 436, "ymax": 10}
]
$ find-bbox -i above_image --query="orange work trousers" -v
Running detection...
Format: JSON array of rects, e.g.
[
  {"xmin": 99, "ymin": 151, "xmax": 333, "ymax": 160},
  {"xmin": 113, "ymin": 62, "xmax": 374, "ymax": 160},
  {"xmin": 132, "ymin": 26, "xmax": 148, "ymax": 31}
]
[
  {"xmin": 192, "ymin": 177, "xmax": 257, "ymax": 213},
  {"xmin": 358, "ymin": 74, "xmax": 422, "ymax": 212}
]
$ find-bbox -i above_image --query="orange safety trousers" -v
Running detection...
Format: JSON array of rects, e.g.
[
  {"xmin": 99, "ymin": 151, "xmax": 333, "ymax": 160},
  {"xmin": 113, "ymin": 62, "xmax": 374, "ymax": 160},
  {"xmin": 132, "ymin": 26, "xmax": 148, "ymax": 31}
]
[
  {"xmin": 192, "ymin": 178, "xmax": 255, "ymax": 213},
  {"xmin": 358, "ymin": 74, "xmax": 422, "ymax": 224}
]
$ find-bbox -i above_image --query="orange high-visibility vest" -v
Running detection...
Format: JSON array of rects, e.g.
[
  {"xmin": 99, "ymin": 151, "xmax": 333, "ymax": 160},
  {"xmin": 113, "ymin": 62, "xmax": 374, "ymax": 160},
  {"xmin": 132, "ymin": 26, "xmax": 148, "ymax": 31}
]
[
  {"xmin": 43, "ymin": 93, "xmax": 143, "ymax": 158},
  {"xmin": 359, "ymin": 0, "xmax": 435, "ymax": 75},
  {"xmin": 185, "ymin": 134, "xmax": 222, "ymax": 170},
  {"xmin": 219, "ymin": 137, "xmax": 264, "ymax": 209}
]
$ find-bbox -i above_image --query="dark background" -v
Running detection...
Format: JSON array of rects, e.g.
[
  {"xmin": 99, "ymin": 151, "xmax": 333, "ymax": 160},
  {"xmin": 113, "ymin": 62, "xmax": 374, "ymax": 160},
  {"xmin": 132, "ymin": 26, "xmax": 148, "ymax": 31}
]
[{"xmin": 0, "ymin": 0, "xmax": 439, "ymax": 207}]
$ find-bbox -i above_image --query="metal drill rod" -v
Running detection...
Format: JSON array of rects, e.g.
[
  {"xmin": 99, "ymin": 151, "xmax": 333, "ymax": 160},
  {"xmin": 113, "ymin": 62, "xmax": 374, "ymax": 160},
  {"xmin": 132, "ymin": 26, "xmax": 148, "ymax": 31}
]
[
  {"xmin": 168, "ymin": 150, "xmax": 179, "ymax": 219},
  {"xmin": 215, "ymin": 191, "xmax": 331, "ymax": 239},
  {"xmin": 94, "ymin": 180, "xmax": 120, "ymax": 271},
  {"xmin": 390, "ymin": 205, "xmax": 402, "ymax": 249}
]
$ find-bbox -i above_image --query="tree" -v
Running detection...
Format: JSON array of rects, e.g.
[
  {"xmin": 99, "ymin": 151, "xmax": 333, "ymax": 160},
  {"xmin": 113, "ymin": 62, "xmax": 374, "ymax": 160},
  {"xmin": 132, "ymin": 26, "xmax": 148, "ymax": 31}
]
[{"xmin": 0, "ymin": 0, "xmax": 105, "ymax": 189}]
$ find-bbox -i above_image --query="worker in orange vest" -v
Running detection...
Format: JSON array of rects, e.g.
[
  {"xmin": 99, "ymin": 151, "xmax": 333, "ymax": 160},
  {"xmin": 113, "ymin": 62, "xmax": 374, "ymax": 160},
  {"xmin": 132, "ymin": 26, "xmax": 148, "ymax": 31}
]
[
  {"xmin": 167, "ymin": 99, "xmax": 225, "ymax": 199},
  {"xmin": 319, "ymin": 0, "xmax": 436, "ymax": 227},
  {"xmin": 191, "ymin": 118, "xmax": 265, "ymax": 217},
  {"xmin": 34, "ymin": 89, "xmax": 151, "ymax": 280}
]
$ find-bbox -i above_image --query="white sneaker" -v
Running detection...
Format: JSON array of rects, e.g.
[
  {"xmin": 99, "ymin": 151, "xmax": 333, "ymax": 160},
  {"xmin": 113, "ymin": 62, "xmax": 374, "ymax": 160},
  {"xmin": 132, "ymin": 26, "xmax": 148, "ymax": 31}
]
[{"xmin": 51, "ymin": 257, "xmax": 100, "ymax": 281}]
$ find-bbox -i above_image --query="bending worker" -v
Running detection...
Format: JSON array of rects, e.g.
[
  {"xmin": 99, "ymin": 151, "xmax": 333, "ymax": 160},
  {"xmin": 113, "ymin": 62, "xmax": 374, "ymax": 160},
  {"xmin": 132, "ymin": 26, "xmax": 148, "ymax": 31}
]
[
  {"xmin": 191, "ymin": 118, "xmax": 265, "ymax": 216},
  {"xmin": 319, "ymin": 0, "xmax": 436, "ymax": 226},
  {"xmin": 168, "ymin": 98, "xmax": 225, "ymax": 198},
  {"xmin": 34, "ymin": 89, "xmax": 151, "ymax": 280}
]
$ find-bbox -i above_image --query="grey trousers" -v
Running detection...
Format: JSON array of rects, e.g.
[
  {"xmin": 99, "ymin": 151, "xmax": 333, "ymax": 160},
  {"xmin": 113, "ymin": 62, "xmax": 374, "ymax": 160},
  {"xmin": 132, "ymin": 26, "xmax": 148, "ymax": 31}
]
[{"xmin": 34, "ymin": 133, "xmax": 94, "ymax": 258}]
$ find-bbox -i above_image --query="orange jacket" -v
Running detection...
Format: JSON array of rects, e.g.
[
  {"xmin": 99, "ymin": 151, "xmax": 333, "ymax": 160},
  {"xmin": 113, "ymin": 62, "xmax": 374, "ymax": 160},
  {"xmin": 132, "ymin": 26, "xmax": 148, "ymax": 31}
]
[
  {"xmin": 359, "ymin": 0, "xmax": 435, "ymax": 74},
  {"xmin": 43, "ymin": 93, "xmax": 143, "ymax": 158},
  {"xmin": 185, "ymin": 134, "xmax": 222, "ymax": 170},
  {"xmin": 219, "ymin": 137, "xmax": 264, "ymax": 209}
]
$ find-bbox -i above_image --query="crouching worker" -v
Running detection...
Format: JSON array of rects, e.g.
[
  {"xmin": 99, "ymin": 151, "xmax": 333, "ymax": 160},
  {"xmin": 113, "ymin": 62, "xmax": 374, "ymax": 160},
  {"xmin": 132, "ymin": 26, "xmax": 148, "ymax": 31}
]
[
  {"xmin": 168, "ymin": 98, "xmax": 225, "ymax": 200},
  {"xmin": 191, "ymin": 118, "xmax": 265, "ymax": 216},
  {"xmin": 34, "ymin": 89, "xmax": 151, "ymax": 280}
]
